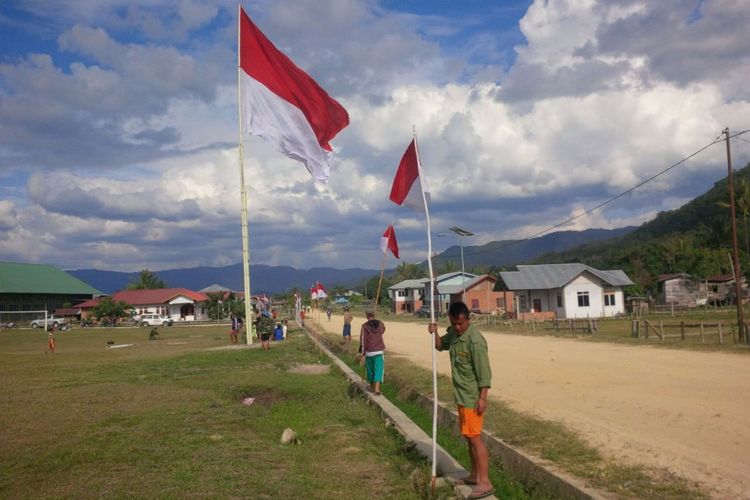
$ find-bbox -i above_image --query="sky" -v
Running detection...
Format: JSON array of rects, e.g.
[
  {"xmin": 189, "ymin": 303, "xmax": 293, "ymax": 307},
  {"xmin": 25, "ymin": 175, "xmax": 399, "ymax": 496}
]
[{"xmin": 1, "ymin": 0, "xmax": 749, "ymax": 272}]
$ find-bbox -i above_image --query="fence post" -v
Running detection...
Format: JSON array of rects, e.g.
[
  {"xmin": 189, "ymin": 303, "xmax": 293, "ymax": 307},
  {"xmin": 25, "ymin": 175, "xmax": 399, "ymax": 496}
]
[
  {"xmin": 700, "ymin": 322, "xmax": 705, "ymax": 343},
  {"xmin": 531, "ymin": 320, "xmax": 536, "ymax": 332},
  {"xmin": 631, "ymin": 320, "xmax": 638, "ymax": 338},
  {"xmin": 659, "ymin": 320, "xmax": 664, "ymax": 340},
  {"xmin": 680, "ymin": 321, "xmax": 685, "ymax": 341},
  {"xmin": 671, "ymin": 303, "xmax": 674, "ymax": 317},
  {"xmin": 644, "ymin": 320, "xmax": 649, "ymax": 339},
  {"xmin": 718, "ymin": 321, "xmax": 724, "ymax": 344}
]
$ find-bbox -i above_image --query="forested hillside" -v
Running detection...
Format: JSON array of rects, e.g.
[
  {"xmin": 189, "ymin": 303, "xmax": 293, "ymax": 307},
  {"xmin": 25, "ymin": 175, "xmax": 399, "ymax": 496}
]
[{"xmin": 534, "ymin": 163, "xmax": 750, "ymax": 292}]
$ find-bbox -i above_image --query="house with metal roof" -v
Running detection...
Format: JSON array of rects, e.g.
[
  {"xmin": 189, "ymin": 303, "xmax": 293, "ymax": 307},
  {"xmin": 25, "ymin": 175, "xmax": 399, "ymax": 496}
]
[
  {"xmin": 387, "ymin": 278, "xmax": 428, "ymax": 314},
  {"xmin": 0, "ymin": 261, "xmax": 102, "ymax": 321},
  {"xmin": 437, "ymin": 274, "xmax": 514, "ymax": 315},
  {"xmin": 495, "ymin": 263, "xmax": 633, "ymax": 319},
  {"xmin": 77, "ymin": 288, "xmax": 210, "ymax": 322}
]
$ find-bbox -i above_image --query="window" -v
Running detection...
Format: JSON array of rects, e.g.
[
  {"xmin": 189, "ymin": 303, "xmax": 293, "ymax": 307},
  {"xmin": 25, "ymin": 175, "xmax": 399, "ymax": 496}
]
[
  {"xmin": 519, "ymin": 295, "xmax": 528, "ymax": 312},
  {"xmin": 397, "ymin": 290, "xmax": 407, "ymax": 297},
  {"xmin": 604, "ymin": 293, "xmax": 616, "ymax": 306},
  {"xmin": 496, "ymin": 297, "xmax": 505, "ymax": 309},
  {"xmin": 532, "ymin": 299, "xmax": 542, "ymax": 312},
  {"xmin": 471, "ymin": 299, "xmax": 479, "ymax": 309},
  {"xmin": 577, "ymin": 291, "xmax": 590, "ymax": 307},
  {"xmin": 556, "ymin": 294, "xmax": 563, "ymax": 308}
]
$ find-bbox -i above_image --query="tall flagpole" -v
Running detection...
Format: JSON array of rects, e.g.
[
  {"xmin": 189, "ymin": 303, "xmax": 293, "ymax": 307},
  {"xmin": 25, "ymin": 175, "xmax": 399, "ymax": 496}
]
[
  {"xmin": 414, "ymin": 126, "xmax": 439, "ymax": 481},
  {"xmin": 374, "ymin": 249, "xmax": 388, "ymax": 312},
  {"xmin": 237, "ymin": 4, "xmax": 253, "ymax": 344}
]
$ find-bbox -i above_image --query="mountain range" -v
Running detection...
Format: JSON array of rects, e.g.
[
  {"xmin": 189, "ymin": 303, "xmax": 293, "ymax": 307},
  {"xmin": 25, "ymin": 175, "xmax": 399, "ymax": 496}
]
[{"xmin": 69, "ymin": 227, "xmax": 632, "ymax": 294}]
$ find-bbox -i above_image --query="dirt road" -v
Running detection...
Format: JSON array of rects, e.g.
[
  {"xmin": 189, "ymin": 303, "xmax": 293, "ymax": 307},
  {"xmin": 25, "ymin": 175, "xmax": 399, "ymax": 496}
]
[{"xmin": 322, "ymin": 313, "xmax": 750, "ymax": 498}]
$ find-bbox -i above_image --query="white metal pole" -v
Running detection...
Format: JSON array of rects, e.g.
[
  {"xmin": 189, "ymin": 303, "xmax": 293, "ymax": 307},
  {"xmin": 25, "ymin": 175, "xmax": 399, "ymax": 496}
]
[
  {"xmin": 237, "ymin": 5, "xmax": 253, "ymax": 344},
  {"xmin": 460, "ymin": 235, "xmax": 466, "ymax": 303},
  {"xmin": 414, "ymin": 127, "xmax": 439, "ymax": 481}
]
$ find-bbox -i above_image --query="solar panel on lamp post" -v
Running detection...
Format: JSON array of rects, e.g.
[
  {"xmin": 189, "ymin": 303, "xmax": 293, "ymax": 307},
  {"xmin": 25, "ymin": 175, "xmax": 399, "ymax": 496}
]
[{"xmin": 445, "ymin": 226, "xmax": 474, "ymax": 304}]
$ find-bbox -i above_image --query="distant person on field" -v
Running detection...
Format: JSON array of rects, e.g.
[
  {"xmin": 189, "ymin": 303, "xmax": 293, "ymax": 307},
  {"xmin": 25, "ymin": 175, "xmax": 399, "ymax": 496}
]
[
  {"xmin": 360, "ymin": 311, "xmax": 385, "ymax": 395},
  {"xmin": 282, "ymin": 320, "xmax": 288, "ymax": 339},
  {"xmin": 229, "ymin": 313, "xmax": 241, "ymax": 344},
  {"xmin": 342, "ymin": 306, "xmax": 353, "ymax": 344},
  {"xmin": 47, "ymin": 324, "xmax": 56, "ymax": 354},
  {"xmin": 428, "ymin": 301, "xmax": 493, "ymax": 499},
  {"xmin": 326, "ymin": 306, "xmax": 332, "ymax": 321},
  {"xmin": 299, "ymin": 310, "xmax": 305, "ymax": 327},
  {"xmin": 273, "ymin": 322, "xmax": 284, "ymax": 341},
  {"xmin": 257, "ymin": 311, "xmax": 273, "ymax": 351}
]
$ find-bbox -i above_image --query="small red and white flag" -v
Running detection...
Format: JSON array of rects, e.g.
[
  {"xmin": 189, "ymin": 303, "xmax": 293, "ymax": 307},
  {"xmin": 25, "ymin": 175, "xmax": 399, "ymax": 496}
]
[
  {"xmin": 380, "ymin": 224, "xmax": 399, "ymax": 259},
  {"xmin": 315, "ymin": 282, "xmax": 328, "ymax": 300},
  {"xmin": 310, "ymin": 286, "xmax": 318, "ymax": 300},
  {"xmin": 239, "ymin": 8, "xmax": 349, "ymax": 183},
  {"xmin": 389, "ymin": 139, "xmax": 430, "ymax": 212}
]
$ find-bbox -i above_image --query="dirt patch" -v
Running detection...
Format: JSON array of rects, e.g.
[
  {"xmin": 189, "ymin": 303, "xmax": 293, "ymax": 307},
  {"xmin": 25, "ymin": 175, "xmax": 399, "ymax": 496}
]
[
  {"xmin": 288, "ymin": 363, "xmax": 330, "ymax": 375},
  {"xmin": 236, "ymin": 387, "xmax": 288, "ymax": 406}
]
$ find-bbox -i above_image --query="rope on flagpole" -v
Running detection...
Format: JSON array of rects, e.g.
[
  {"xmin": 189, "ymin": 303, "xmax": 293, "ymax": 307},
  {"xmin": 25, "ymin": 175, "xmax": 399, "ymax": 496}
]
[
  {"xmin": 237, "ymin": 4, "xmax": 253, "ymax": 345},
  {"xmin": 413, "ymin": 126, "xmax": 439, "ymax": 482}
]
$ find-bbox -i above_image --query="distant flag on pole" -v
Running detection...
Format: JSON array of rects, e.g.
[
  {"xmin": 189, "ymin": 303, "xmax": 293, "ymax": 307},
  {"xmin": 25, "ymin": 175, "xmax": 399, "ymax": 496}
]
[
  {"xmin": 316, "ymin": 282, "xmax": 328, "ymax": 300},
  {"xmin": 389, "ymin": 139, "xmax": 430, "ymax": 212},
  {"xmin": 380, "ymin": 225, "xmax": 400, "ymax": 259},
  {"xmin": 239, "ymin": 7, "xmax": 350, "ymax": 183},
  {"xmin": 310, "ymin": 286, "xmax": 318, "ymax": 301}
]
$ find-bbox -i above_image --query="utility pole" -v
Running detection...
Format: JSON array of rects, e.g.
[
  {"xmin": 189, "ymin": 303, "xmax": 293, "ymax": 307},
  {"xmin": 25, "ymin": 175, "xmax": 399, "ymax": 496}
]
[{"xmin": 725, "ymin": 128, "xmax": 746, "ymax": 343}]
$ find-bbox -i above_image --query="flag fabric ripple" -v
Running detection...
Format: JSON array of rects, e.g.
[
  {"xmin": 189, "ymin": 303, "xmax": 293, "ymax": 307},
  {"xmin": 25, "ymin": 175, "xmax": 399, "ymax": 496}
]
[
  {"xmin": 380, "ymin": 224, "xmax": 400, "ymax": 259},
  {"xmin": 239, "ymin": 8, "xmax": 349, "ymax": 183},
  {"xmin": 389, "ymin": 139, "xmax": 430, "ymax": 212}
]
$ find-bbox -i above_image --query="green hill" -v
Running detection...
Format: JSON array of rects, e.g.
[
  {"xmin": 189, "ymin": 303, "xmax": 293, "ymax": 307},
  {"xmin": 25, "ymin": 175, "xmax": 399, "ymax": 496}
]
[{"xmin": 533, "ymin": 163, "xmax": 750, "ymax": 292}]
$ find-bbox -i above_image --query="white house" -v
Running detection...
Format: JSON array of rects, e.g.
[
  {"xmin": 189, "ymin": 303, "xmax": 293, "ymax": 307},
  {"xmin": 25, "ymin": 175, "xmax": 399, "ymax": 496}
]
[
  {"xmin": 497, "ymin": 264, "xmax": 633, "ymax": 319},
  {"xmin": 387, "ymin": 278, "xmax": 427, "ymax": 314}
]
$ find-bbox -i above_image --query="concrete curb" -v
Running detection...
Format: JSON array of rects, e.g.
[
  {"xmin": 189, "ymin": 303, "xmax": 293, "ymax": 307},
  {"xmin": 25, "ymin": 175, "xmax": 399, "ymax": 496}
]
[
  {"xmin": 304, "ymin": 328, "xmax": 492, "ymax": 499},
  {"xmin": 410, "ymin": 392, "xmax": 613, "ymax": 500}
]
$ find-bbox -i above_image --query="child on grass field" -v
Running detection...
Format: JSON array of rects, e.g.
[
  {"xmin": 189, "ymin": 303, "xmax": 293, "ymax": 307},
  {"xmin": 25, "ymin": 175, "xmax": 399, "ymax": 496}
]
[{"xmin": 47, "ymin": 325, "xmax": 56, "ymax": 354}]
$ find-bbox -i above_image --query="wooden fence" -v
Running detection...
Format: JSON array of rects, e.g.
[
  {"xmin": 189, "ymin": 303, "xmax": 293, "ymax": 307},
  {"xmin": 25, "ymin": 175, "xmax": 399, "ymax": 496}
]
[
  {"xmin": 631, "ymin": 319, "xmax": 738, "ymax": 344},
  {"xmin": 472, "ymin": 316, "xmax": 598, "ymax": 334}
]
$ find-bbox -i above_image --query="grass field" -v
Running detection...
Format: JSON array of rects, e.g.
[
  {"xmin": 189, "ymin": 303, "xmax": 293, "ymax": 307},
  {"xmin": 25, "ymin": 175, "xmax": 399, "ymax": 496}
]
[{"xmin": 0, "ymin": 325, "xmax": 431, "ymax": 499}]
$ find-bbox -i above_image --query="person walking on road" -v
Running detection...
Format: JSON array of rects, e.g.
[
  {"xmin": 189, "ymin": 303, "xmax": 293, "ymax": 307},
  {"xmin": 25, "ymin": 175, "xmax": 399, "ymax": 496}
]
[
  {"xmin": 229, "ymin": 313, "xmax": 241, "ymax": 344},
  {"xmin": 342, "ymin": 306, "xmax": 353, "ymax": 344},
  {"xmin": 360, "ymin": 311, "xmax": 385, "ymax": 395},
  {"xmin": 428, "ymin": 301, "xmax": 493, "ymax": 499}
]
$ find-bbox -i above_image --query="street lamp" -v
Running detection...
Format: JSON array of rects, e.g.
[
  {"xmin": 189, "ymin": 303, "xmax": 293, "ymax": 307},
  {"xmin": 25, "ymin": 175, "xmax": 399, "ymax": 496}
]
[{"xmin": 446, "ymin": 226, "xmax": 474, "ymax": 303}]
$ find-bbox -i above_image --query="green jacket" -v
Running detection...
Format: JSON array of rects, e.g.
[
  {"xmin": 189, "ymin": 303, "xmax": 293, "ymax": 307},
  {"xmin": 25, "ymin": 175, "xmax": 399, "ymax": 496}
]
[{"xmin": 438, "ymin": 323, "xmax": 492, "ymax": 407}]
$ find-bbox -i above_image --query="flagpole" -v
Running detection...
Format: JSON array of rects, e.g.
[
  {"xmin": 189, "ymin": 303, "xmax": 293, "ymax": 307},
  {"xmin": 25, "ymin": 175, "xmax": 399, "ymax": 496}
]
[
  {"xmin": 374, "ymin": 251, "xmax": 387, "ymax": 314},
  {"xmin": 413, "ymin": 126, "xmax": 439, "ymax": 482},
  {"xmin": 237, "ymin": 4, "xmax": 253, "ymax": 344}
]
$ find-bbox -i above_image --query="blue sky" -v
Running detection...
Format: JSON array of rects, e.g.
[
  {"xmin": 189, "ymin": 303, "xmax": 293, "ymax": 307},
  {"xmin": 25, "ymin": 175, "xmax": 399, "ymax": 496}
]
[{"xmin": 0, "ymin": 0, "xmax": 749, "ymax": 272}]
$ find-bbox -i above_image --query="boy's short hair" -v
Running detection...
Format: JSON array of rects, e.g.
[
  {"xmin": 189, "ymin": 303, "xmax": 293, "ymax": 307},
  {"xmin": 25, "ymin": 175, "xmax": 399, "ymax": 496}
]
[{"xmin": 448, "ymin": 301, "xmax": 470, "ymax": 319}]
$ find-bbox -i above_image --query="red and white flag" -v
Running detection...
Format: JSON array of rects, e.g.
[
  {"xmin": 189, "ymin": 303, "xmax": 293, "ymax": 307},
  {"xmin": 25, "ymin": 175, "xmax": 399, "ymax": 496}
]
[
  {"xmin": 239, "ymin": 8, "xmax": 349, "ymax": 183},
  {"xmin": 389, "ymin": 139, "xmax": 430, "ymax": 212},
  {"xmin": 316, "ymin": 282, "xmax": 328, "ymax": 300},
  {"xmin": 380, "ymin": 224, "xmax": 399, "ymax": 259},
  {"xmin": 310, "ymin": 286, "xmax": 318, "ymax": 300}
]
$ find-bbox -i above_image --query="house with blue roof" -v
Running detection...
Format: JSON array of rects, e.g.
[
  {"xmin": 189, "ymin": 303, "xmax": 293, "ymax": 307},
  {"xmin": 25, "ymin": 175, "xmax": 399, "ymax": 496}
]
[{"xmin": 496, "ymin": 263, "xmax": 633, "ymax": 319}]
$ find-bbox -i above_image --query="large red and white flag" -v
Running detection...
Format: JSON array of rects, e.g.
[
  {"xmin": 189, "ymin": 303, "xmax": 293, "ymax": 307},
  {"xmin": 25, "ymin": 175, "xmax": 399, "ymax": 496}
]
[
  {"xmin": 380, "ymin": 224, "xmax": 399, "ymax": 259},
  {"xmin": 316, "ymin": 282, "xmax": 328, "ymax": 300},
  {"xmin": 389, "ymin": 139, "xmax": 430, "ymax": 212},
  {"xmin": 239, "ymin": 8, "xmax": 349, "ymax": 183}
]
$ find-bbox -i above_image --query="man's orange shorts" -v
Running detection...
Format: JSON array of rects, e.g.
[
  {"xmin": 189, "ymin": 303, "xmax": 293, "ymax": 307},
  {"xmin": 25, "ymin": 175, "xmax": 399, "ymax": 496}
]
[{"xmin": 457, "ymin": 405, "xmax": 484, "ymax": 437}]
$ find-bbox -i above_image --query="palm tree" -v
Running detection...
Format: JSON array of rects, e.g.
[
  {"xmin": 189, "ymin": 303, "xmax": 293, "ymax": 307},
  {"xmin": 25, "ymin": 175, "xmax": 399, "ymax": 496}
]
[
  {"xmin": 395, "ymin": 262, "xmax": 425, "ymax": 280},
  {"xmin": 128, "ymin": 269, "xmax": 167, "ymax": 290}
]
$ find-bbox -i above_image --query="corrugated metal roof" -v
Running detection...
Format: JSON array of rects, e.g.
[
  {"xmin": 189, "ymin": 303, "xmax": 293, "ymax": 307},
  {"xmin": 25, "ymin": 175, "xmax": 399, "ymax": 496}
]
[
  {"xmin": 499, "ymin": 263, "xmax": 633, "ymax": 290},
  {"xmin": 0, "ymin": 261, "xmax": 102, "ymax": 295},
  {"xmin": 388, "ymin": 278, "xmax": 428, "ymax": 290},
  {"xmin": 111, "ymin": 288, "xmax": 209, "ymax": 305},
  {"xmin": 438, "ymin": 275, "xmax": 496, "ymax": 294}
]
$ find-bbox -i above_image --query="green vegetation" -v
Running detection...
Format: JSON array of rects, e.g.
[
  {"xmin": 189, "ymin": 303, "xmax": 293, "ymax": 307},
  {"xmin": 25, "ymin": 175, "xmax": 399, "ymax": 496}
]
[
  {"xmin": 90, "ymin": 296, "xmax": 132, "ymax": 322},
  {"xmin": 127, "ymin": 269, "xmax": 167, "ymax": 290},
  {"xmin": 0, "ymin": 326, "xmax": 431, "ymax": 498}
]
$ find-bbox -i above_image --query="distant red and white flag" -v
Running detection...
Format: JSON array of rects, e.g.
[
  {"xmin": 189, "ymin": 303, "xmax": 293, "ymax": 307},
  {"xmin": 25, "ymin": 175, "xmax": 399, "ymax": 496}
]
[
  {"xmin": 239, "ymin": 7, "xmax": 349, "ymax": 183},
  {"xmin": 380, "ymin": 224, "xmax": 400, "ymax": 259},
  {"xmin": 310, "ymin": 286, "xmax": 318, "ymax": 300},
  {"xmin": 389, "ymin": 139, "xmax": 430, "ymax": 212},
  {"xmin": 316, "ymin": 282, "xmax": 328, "ymax": 300}
]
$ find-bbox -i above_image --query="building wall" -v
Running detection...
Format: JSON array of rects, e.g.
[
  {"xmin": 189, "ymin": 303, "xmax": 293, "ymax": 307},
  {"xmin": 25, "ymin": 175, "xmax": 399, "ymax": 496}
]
[
  {"xmin": 563, "ymin": 274, "xmax": 605, "ymax": 318},
  {"xmin": 0, "ymin": 293, "xmax": 95, "ymax": 321},
  {"xmin": 462, "ymin": 280, "xmax": 513, "ymax": 314},
  {"xmin": 390, "ymin": 288, "xmax": 423, "ymax": 314}
]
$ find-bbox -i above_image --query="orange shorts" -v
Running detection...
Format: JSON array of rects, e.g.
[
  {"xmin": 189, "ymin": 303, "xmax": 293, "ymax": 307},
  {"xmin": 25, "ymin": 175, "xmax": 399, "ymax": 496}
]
[{"xmin": 457, "ymin": 405, "xmax": 483, "ymax": 437}]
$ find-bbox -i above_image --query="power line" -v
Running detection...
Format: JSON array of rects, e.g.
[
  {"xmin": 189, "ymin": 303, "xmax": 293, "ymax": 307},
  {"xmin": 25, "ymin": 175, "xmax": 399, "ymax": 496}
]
[{"xmin": 438, "ymin": 129, "xmax": 750, "ymax": 262}]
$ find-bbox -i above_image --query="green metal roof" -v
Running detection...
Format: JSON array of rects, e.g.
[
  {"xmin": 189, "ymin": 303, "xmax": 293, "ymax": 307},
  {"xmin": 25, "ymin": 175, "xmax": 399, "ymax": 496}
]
[{"xmin": 0, "ymin": 262, "xmax": 102, "ymax": 295}]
